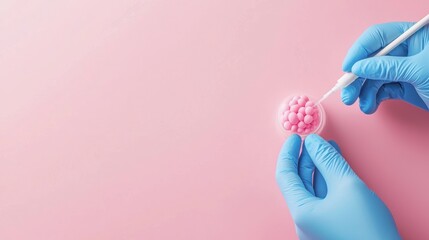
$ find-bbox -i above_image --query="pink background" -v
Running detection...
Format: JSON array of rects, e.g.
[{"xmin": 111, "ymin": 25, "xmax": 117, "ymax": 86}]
[{"xmin": 1, "ymin": 1, "xmax": 429, "ymax": 239}]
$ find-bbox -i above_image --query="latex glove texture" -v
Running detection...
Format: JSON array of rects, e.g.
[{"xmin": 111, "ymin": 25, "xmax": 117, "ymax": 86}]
[
  {"xmin": 342, "ymin": 22, "xmax": 429, "ymax": 114},
  {"xmin": 276, "ymin": 134, "xmax": 401, "ymax": 240}
]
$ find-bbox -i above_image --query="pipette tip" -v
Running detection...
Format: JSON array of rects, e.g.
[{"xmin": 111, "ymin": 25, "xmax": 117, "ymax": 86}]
[{"xmin": 316, "ymin": 92, "xmax": 330, "ymax": 106}]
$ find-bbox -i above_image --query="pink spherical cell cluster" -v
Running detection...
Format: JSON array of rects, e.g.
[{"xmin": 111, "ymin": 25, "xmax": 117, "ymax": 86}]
[{"xmin": 280, "ymin": 95, "xmax": 321, "ymax": 135}]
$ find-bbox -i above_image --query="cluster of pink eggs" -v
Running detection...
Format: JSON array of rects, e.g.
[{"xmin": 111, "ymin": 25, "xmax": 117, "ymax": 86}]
[{"xmin": 279, "ymin": 95, "xmax": 322, "ymax": 135}]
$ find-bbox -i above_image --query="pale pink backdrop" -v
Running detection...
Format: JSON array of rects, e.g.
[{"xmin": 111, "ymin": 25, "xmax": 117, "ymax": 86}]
[{"xmin": 1, "ymin": 0, "xmax": 429, "ymax": 239}]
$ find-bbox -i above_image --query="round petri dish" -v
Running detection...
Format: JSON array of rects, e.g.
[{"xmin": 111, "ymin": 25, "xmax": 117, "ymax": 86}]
[{"xmin": 277, "ymin": 94, "xmax": 326, "ymax": 137}]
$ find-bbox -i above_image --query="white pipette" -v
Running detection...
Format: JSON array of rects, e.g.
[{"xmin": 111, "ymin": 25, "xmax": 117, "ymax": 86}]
[{"xmin": 317, "ymin": 14, "xmax": 429, "ymax": 105}]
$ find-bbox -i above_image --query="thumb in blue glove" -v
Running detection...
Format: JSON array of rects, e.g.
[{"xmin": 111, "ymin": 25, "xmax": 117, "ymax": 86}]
[
  {"xmin": 341, "ymin": 22, "xmax": 429, "ymax": 114},
  {"xmin": 276, "ymin": 134, "xmax": 401, "ymax": 240}
]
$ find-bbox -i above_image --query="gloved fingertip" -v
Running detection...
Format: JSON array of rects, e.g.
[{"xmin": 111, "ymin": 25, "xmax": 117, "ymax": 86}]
[
  {"xmin": 342, "ymin": 62, "xmax": 352, "ymax": 72},
  {"xmin": 282, "ymin": 134, "xmax": 302, "ymax": 150},
  {"xmin": 305, "ymin": 133, "xmax": 319, "ymax": 140},
  {"xmin": 359, "ymin": 99, "xmax": 376, "ymax": 115},
  {"xmin": 304, "ymin": 134, "xmax": 322, "ymax": 150},
  {"xmin": 341, "ymin": 91, "xmax": 352, "ymax": 105},
  {"xmin": 327, "ymin": 140, "xmax": 340, "ymax": 152},
  {"xmin": 288, "ymin": 133, "xmax": 301, "ymax": 141},
  {"xmin": 328, "ymin": 140, "xmax": 343, "ymax": 155},
  {"xmin": 351, "ymin": 60, "xmax": 365, "ymax": 77},
  {"xmin": 341, "ymin": 88, "xmax": 357, "ymax": 105}
]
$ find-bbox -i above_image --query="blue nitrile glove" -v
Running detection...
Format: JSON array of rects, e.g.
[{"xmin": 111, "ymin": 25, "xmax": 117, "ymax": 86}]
[
  {"xmin": 276, "ymin": 134, "xmax": 401, "ymax": 240},
  {"xmin": 342, "ymin": 22, "xmax": 429, "ymax": 114}
]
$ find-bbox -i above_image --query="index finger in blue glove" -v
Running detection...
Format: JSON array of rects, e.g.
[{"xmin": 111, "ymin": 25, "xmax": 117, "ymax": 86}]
[
  {"xmin": 297, "ymin": 144, "xmax": 315, "ymax": 195},
  {"xmin": 341, "ymin": 77, "xmax": 365, "ymax": 105},
  {"xmin": 304, "ymin": 134, "xmax": 355, "ymax": 188},
  {"xmin": 298, "ymin": 140, "xmax": 342, "ymax": 198},
  {"xmin": 312, "ymin": 140, "xmax": 342, "ymax": 198},
  {"xmin": 276, "ymin": 134, "xmax": 316, "ymax": 215},
  {"xmin": 342, "ymin": 22, "xmax": 413, "ymax": 72}
]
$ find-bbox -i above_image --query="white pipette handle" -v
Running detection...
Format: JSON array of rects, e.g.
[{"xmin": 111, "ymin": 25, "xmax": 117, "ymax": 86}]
[{"xmin": 318, "ymin": 13, "xmax": 429, "ymax": 104}]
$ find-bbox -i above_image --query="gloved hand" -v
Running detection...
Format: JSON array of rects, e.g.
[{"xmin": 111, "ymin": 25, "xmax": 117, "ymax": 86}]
[
  {"xmin": 342, "ymin": 22, "xmax": 429, "ymax": 114},
  {"xmin": 276, "ymin": 134, "xmax": 401, "ymax": 240}
]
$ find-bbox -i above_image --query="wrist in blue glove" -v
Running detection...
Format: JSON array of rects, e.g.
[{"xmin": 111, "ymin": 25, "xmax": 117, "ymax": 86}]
[
  {"xmin": 342, "ymin": 22, "xmax": 429, "ymax": 114},
  {"xmin": 276, "ymin": 134, "xmax": 401, "ymax": 240}
]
